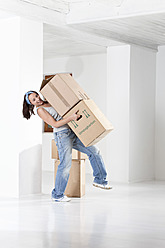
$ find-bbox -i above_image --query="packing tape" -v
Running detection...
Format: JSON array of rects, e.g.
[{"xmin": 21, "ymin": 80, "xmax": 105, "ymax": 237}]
[{"xmin": 49, "ymin": 82, "xmax": 71, "ymax": 108}]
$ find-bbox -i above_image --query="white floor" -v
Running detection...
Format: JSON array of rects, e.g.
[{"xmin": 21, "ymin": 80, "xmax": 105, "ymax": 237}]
[{"xmin": 0, "ymin": 176, "xmax": 165, "ymax": 248}]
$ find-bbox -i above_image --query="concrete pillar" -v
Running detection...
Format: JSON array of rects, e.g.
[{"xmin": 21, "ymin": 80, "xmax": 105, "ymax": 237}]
[
  {"xmin": 107, "ymin": 45, "xmax": 156, "ymax": 183},
  {"xmin": 107, "ymin": 45, "xmax": 130, "ymax": 183},
  {"xmin": 129, "ymin": 46, "xmax": 156, "ymax": 182},
  {"xmin": 155, "ymin": 46, "xmax": 165, "ymax": 180}
]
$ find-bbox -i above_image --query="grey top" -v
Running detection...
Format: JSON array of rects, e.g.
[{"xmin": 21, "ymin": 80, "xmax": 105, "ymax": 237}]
[{"xmin": 36, "ymin": 106, "xmax": 70, "ymax": 133}]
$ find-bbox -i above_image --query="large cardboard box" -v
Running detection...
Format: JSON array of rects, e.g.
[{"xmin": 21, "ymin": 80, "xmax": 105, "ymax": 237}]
[
  {"xmin": 63, "ymin": 99, "xmax": 114, "ymax": 147},
  {"xmin": 54, "ymin": 160, "xmax": 85, "ymax": 197},
  {"xmin": 40, "ymin": 73, "xmax": 89, "ymax": 116},
  {"xmin": 51, "ymin": 139, "xmax": 88, "ymax": 160}
]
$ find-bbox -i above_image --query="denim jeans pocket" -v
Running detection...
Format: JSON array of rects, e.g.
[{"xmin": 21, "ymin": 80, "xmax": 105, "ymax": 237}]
[{"xmin": 57, "ymin": 129, "xmax": 71, "ymax": 140}]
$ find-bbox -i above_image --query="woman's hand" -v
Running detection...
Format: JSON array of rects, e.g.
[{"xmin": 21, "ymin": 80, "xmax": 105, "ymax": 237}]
[
  {"xmin": 69, "ymin": 111, "xmax": 81, "ymax": 121},
  {"xmin": 37, "ymin": 107, "xmax": 81, "ymax": 128}
]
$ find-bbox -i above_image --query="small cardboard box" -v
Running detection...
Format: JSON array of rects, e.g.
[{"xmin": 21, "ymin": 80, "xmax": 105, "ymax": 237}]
[
  {"xmin": 63, "ymin": 99, "xmax": 114, "ymax": 147},
  {"xmin": 51, "ymin": 139, "xmax": 88, "ymax": 160},
  {"xmin": 54, "ymin": 160, "xmax": 85, "ymax": 198},
  {"xmin": 40, "ymin": 73, "xmax": 89, "ymax": 116}
]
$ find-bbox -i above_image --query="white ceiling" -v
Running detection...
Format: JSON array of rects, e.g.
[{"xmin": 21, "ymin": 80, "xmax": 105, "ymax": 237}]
[
  {"xmin": 69, "ymin": 12, "xmax": 165, "ymax": 51},
  {"xmin": 1, "ymin": 0, "xmax": 165, "ymax": 58},
  {"xmin": 43, "ymin": 28, "xmax": 107, "ymax": 59}
]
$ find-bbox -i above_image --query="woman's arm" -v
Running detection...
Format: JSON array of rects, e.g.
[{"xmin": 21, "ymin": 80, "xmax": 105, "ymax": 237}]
[{"xmin": 37, "ymin": 107, "xmax": 80, "ymax": 128}]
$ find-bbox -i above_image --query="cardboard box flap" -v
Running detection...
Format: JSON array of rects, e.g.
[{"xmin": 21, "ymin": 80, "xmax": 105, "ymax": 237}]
[
  {"xmin": 40, "ymin": 76, "xmax": 54, "ymax": 91},
  {"xmin": 58, "ymin": 74, "xmax": 90, "ymax": 100},
  {"xmin": 50, "ymin": 75, "xmax": 79, "ymax": 105},
  {"xmin": 41, "ymin": 84, "xmax": 71, "ymax": 114}
]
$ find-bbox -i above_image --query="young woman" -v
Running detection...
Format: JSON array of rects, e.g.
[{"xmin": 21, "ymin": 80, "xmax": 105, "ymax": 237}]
[{"xmin": 22, "ymin": 91, "xmax": 112, "ymax": 202}]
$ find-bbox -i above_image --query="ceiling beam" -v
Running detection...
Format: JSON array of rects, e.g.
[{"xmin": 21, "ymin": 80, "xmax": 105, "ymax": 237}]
[
  {"xmin": 0, "ymin": 0, "xmax": 66, "ymax": 25},
  {"xmin": 67, "ymin": 0, "xmax": 165, "ymax": 24},
  {"xmin": 20, "ymin": 0, "xmax": 69, "ymax": 14}
]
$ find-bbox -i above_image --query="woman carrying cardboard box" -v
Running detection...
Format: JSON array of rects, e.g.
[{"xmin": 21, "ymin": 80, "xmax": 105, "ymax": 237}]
[{"xmin": 22, "ymin": 91, "xmax": 112, "ymax": 202}]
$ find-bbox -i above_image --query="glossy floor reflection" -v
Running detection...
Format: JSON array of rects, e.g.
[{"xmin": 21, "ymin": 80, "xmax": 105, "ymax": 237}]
[{"xmin": 0, "ymin": 179, "xmax": 165, "ymax": 248}]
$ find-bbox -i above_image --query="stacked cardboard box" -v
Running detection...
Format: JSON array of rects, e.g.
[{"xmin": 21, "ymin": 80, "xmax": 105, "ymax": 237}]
[
  {"xmin": 40, "ymin": 73, "xmax": 114, "ymax": 147},
  {"xmin": 51, "ymin": 139, "xmax": 87, "ymax": 197},
  {"xmin": 40, "ymin": 74, "xmax": 89, "ymax": 116}
]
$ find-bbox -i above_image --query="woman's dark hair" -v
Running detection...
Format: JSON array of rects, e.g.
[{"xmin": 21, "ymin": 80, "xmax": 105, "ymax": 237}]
[{"xmin": 22, "ymin": 91, "xmax": 48, "ymax": 120}]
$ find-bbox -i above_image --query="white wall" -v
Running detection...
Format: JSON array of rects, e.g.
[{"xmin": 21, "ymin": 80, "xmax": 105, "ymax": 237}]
[
  {"xmin": 43, "ymin": 53, "xmax": 107, "ymax": 175},
  {"xmin": 155, "ymin": 46, "xmax": 165, "ymax": 180},
  {"xmin": 129, "ymin": 46, "xmax": 156, "ymax": 182},
  {"xmin": 0, "ymin": 17, "xmax": 43, "ymax": 197}
]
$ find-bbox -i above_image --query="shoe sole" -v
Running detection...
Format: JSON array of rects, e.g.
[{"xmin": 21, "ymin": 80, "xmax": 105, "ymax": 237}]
[
  {"xmin": 51, "ymin": 198, "xmax": 71, "ymax": 202},
  {"xmin": 93, "ymin": 183, "xmax": 112, "ymax": 190}
]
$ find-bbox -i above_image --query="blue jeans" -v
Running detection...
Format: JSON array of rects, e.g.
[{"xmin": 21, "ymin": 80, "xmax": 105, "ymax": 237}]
[{"xmin": 51, "ymin": 129, "xmax": 108, "ymax": 199}]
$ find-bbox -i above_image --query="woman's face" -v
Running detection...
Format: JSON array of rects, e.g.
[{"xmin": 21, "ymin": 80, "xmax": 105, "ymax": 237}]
[{"xmin": 28, "ymin": 93, "xmax": 43, "ymax": 106}]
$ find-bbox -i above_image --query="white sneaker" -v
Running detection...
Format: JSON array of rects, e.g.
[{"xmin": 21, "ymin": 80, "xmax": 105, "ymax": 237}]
[
  {"xmin": 52, "ymin": 195, "xmax": 71, "ymax": 202},
  {"xmin": 93, "ymin": 182, "xmax": 112, "ymax": 190}
]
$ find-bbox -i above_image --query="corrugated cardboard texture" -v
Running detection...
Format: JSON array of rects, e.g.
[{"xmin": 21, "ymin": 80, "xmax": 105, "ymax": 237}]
[
  {"xmin": 63, "ymin": 99, "xmax": 114, "ymax": 147},
  {"xmin": 54, "ymin": 160, "xmax": 85, "ymax": 197},
  {"xmin": 51, "ymin": 139, "xmax": 88, "ymax": 160},
  {"xmin": 40, "ymin": 73, "xmax": 89, "ymax": 116}
]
